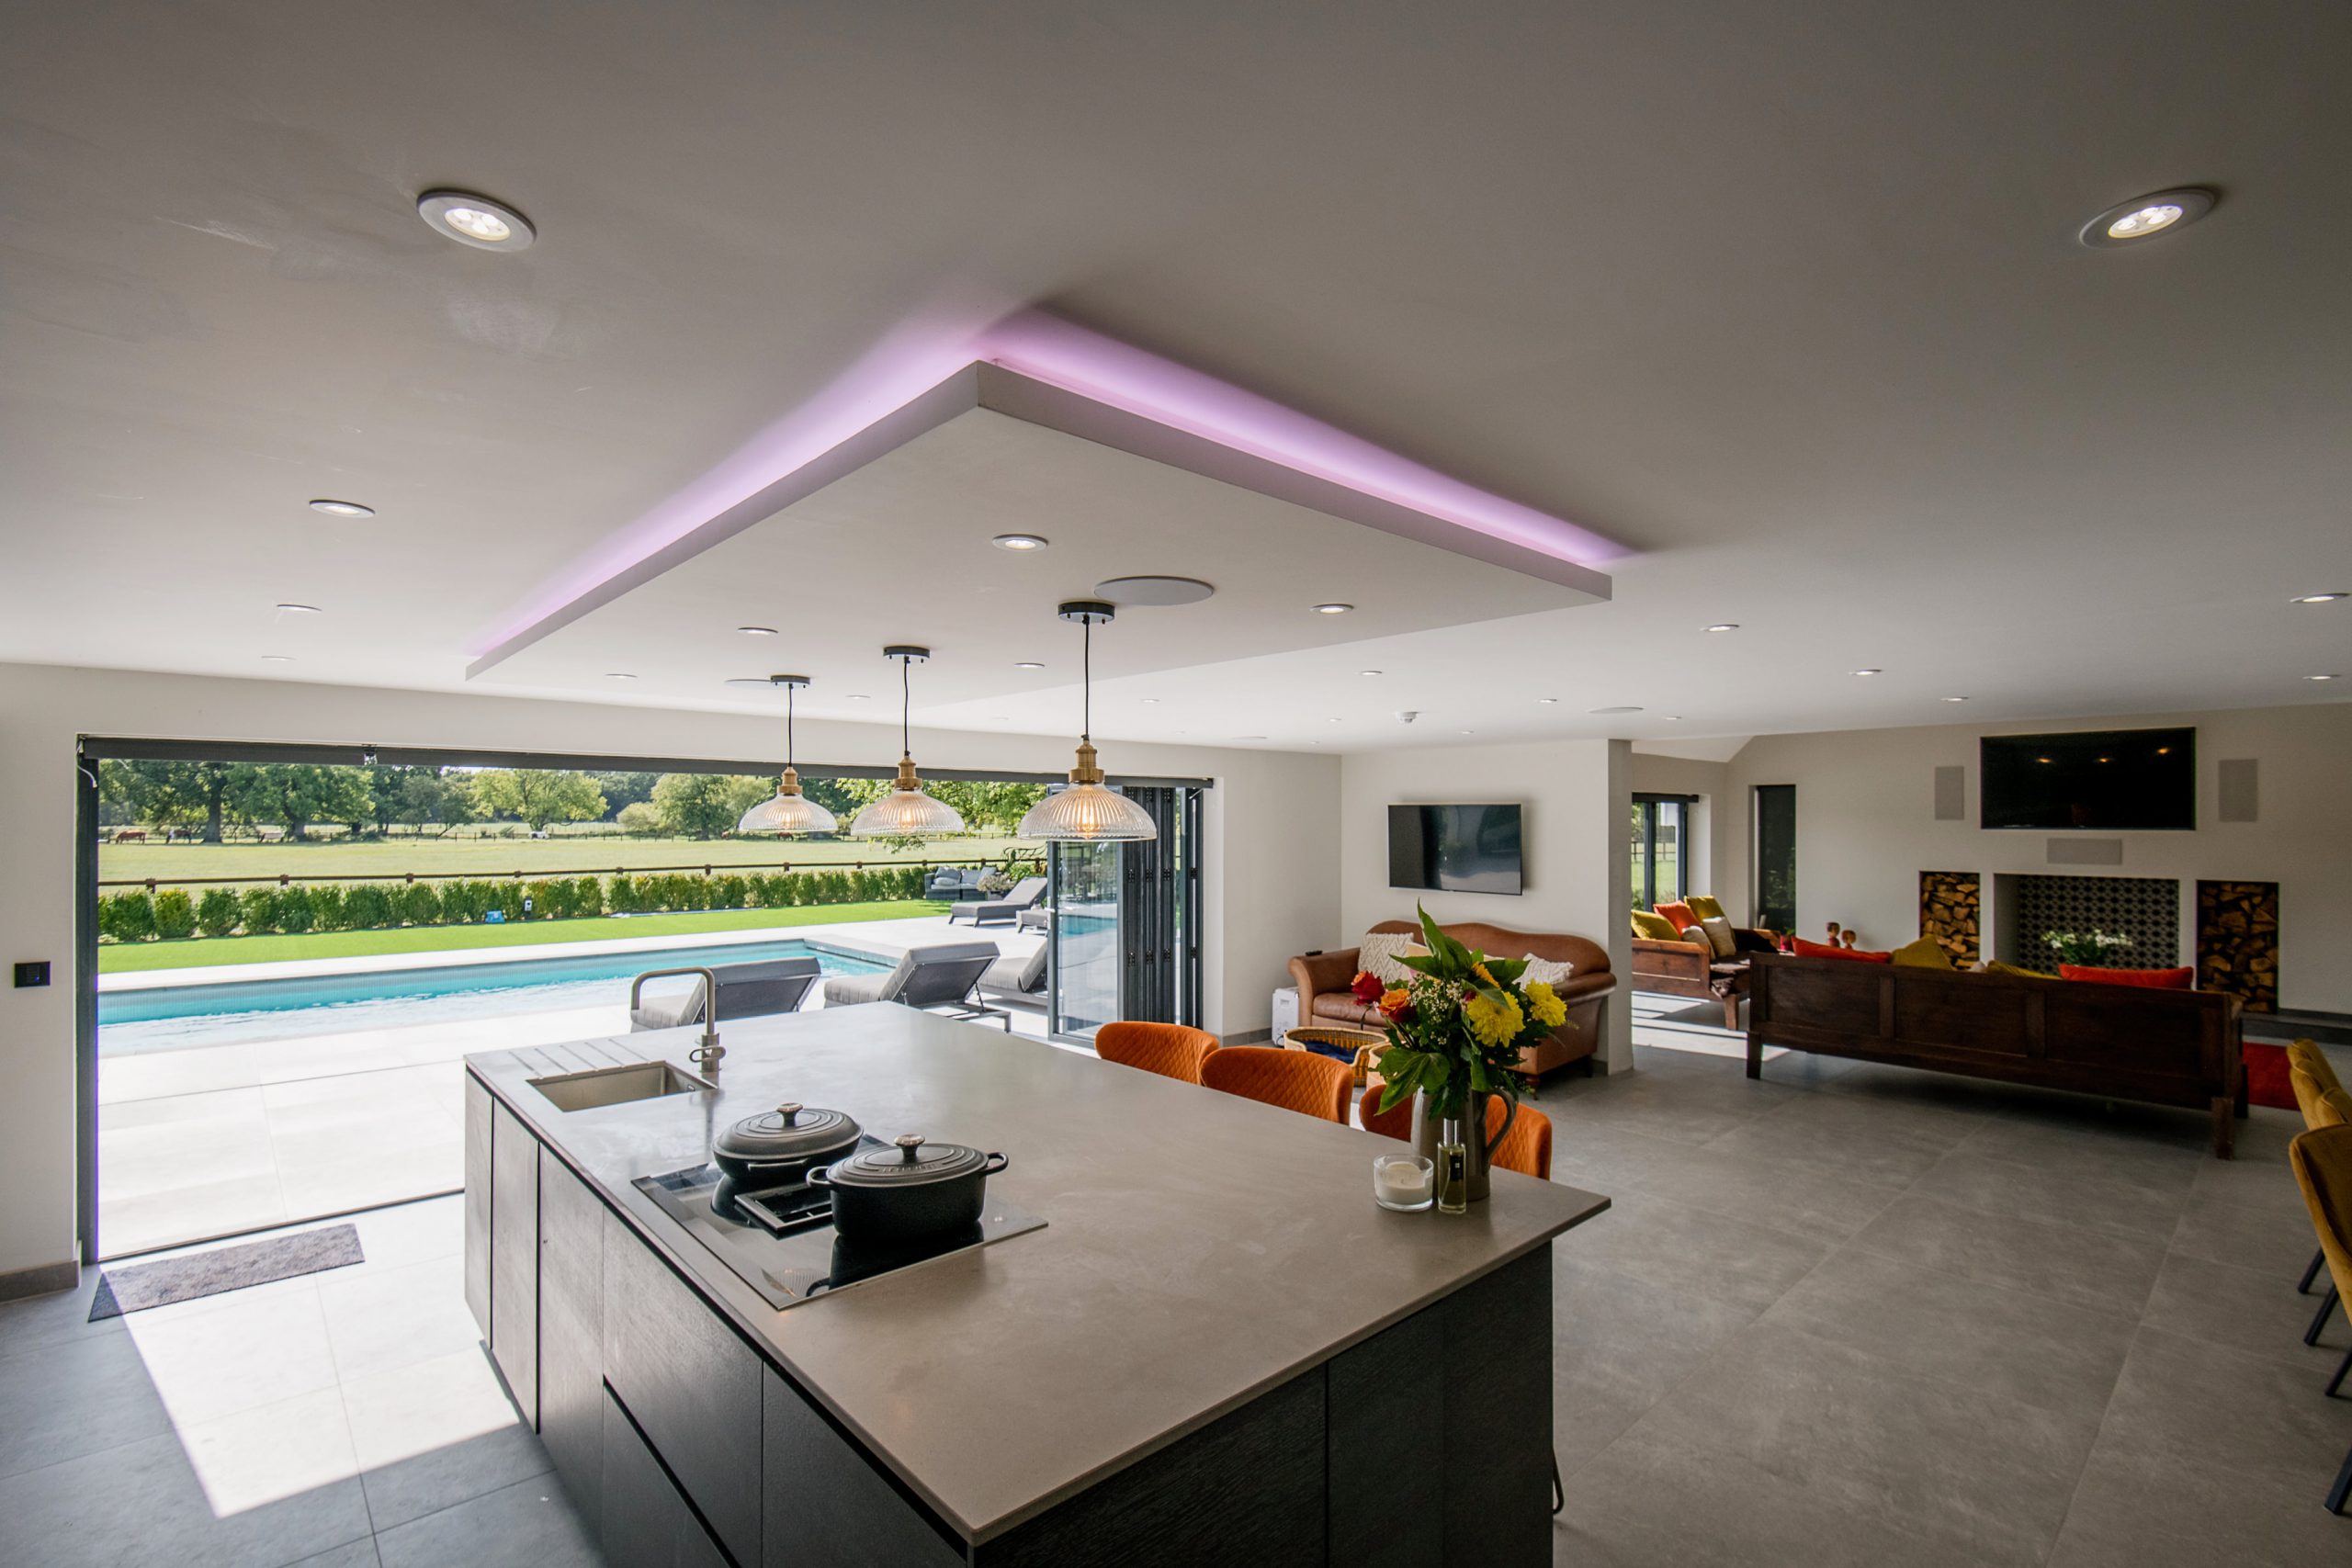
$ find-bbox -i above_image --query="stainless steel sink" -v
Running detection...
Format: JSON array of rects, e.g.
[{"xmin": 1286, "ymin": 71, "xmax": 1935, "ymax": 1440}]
[{"xmin": 527, "ymin": 1061, "xmax": 717, "ymax": 1112}]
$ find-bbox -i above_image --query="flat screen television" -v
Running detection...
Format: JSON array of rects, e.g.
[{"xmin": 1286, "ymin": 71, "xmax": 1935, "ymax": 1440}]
[
  {"xmin": 1387, "ymin": 803, "xmax": 1524, "ymax": 894},
  {"xmin": 1979, "ymin": 727, "xmax": 2195, "ymax": 830}
]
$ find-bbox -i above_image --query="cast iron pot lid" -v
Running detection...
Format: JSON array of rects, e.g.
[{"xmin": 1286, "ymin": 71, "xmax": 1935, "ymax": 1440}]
[
  {"xmin": 824, "ymin": 1134, "xmax": 990, "ymax": 1186},
  {"xmin": 716, "ymin": 1103, "xmax": 860, "ymax": 1162}
]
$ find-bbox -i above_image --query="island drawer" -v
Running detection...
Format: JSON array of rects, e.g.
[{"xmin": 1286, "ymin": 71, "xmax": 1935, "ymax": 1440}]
[
  {"xmin": 604, "ymin": 1386, "xmax": 729, "ymax": 1568},
  {"xmin": 604, "ymin": 1208, "xmax": 764, "ymax": 1567}
]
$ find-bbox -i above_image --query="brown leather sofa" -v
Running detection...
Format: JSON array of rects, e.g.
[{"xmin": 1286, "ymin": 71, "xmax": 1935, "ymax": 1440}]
[
  {"xmin": 1632, "ymin": 924, "xmax": 1779, "ymax": 1027},
  {"xmin": 1288, "ymin": 919, "xmax": 1616, "ymax": 1079}
]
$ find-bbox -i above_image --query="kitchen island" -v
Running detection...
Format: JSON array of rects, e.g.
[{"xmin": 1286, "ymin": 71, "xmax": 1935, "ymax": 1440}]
[{"xmin": 464, "ymin": 1006, "xmax": 1608, "ymax": 1565}]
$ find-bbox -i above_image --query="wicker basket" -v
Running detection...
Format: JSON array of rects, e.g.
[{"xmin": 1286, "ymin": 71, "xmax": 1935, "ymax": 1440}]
[{"xmin": 1283, "ymin": 1025, "xmax": 1386, "ymax": 1086}]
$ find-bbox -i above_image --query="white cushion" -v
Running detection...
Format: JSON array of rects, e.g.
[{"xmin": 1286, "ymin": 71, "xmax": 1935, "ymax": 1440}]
[
  {"xmin": 1357, "ymin": 931, "xmax": 1421, "ymax": 986},
  {"xmin": 1518, "ymin": 953, "xmax": 1574, "ymax": 987}
]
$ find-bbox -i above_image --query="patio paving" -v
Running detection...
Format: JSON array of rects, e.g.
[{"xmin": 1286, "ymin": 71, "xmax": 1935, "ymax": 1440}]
[{"xmin": 98, "ymin": 917, "xmax": 1045, "ymax": 1258}]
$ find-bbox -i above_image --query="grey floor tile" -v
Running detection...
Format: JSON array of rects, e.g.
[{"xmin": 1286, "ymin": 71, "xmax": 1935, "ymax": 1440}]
[
  {"xmin": 2045, "ymin": 1326, "xmax": 2352, "ymax": 1567},
  {"xmin": 1847, "ymin": 1190, "xmax": 2167, "ymax": 1319},
  {"xmin": 1551, "ymin": 1255, "xmax": 1758, "ymax": 1477},
  {"xmin": 1907, "ymin": 1149, "xmax": 2191, "ymax": 1244},
  {"xmin": 0, "ymin": 1269, "xmax": 125, "ymax": 1363},
  {"xmin": 1761, "ymin": 1247, "xmax": 2136, "ymax": 1418},
  {"xmin": 2167, "ymin": 1184, "xmax": 2327, "ymax": 1279},
  {"xmin": 0, "ymin": 1328, "xmax": 173, "ymax": 1480},
  {"xmin": 2139, "ymin": 1251, "xmax": 2349, "ymax": 1371},
  {"xmin": 1813, "ymin": 1061, "xmax": 2049, "ymax": 1117},
  {"xmin": 1587, "ymin": 1136, "xmax": 1907, "ymax": 1247},
  {"xmin": 373, "ymin": 1473, "xmax": 603, "ymax": 1568},
  {"xmin": 1556, "ymin": 1420, "xmax": 2004, "ymax": 1568},
  {"xmin": 290, "ymin": 1543, "xmax": 380, "ymax": 1568},
  {"xmin": 1957, "ymin": 1114, "xmax": 2204, "ymax": 1191},
  {"xmin": 1550, "ymin": 1188, "xmax": 1832, "ymax": 1314},
  {"xmin": 0, "ymin": 1420, "xmax": 372, "ymax": 1568},
  {"xmin": 1623, "ymin": 1317, "xmax": 2102, "ymax": 1566},
  {"xmin": 1701, "ymin": 1107, "xmax": 1956, "ymax": 1188}
]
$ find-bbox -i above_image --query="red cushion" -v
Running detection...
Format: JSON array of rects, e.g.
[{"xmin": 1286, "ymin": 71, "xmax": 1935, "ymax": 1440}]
[
  {"xmin": 2243, "ymin": 1043, "xmax": 2298, "ymax": 1111},
  {"xmin": 1791, "ymin": 936, "xmax": 1892, "ymax": 964},
  {"xmin": 1654, "ymin": 901, "xmax": 1697, "ymax": 932},
  {"xmin": 2058, "ymin": 964, "xmax": 2195, "ymax": 989}
]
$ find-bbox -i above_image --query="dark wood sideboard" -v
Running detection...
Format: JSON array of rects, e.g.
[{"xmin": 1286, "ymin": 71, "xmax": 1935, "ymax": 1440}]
[{"xmin": 1745, "ymin": 954, "xmax": 2246, "ymax": 1156}]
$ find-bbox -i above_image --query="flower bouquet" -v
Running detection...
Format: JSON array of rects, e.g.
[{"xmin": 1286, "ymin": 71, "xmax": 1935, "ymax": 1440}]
[
  {"xmin": 1355, "ymin": 906, "xmax": 1568, "ymax": 1208},
  {"xmin": 2041, "ymin": 929, "xmax": 2133, "ymax": 968}
]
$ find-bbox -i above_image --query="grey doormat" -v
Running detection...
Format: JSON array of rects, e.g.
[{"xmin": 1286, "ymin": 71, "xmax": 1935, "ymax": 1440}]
[{"xmin": 90, "ymin": 1224, "xmax": 365, "ymax": 1320}]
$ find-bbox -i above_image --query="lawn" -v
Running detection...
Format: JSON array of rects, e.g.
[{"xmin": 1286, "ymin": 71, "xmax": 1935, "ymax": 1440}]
[
  {"xmin": 100, "ymin": 834, "xmax": 1039, "ymax": 885},
  {"xmin": 96, "ymin": 900, "xmax": 950, "ymax": 973}
]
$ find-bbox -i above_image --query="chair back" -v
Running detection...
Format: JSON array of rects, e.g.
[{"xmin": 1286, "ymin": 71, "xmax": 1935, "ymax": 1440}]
[
  {"xmin": 1001, "ymin": 876, "xmax": 1048, "ymax": 908},
  {"xmin": 1202, "ymin": 1046, "xmax": 1351, "ymax": 1122},
  {"xmin": 710, "ymin": 958, "xmax": 820, "ymax": 1021},
  {"xmin": 2290, "ymin": 1123, "xmax": 2352, "ymax": 1312},
  {"xmin": 2292, "ymin": 1064, "xmax": 2352, "ymax": 1130},
  {"xmin": 1094, "ymin": 1022, "xmax": 1220, "ymax": 1086},
  {"xmin": 1484, "ymin": 1098, "xmax": 1553, "ymax": 1180},
  {"xmin": 2290, "ymin": 1040, "xmax": 2346, "ymax": 1097},
  {"xmin": 1357, "ymin": 1078, "xmax": 1412, "ymax": 1141}
]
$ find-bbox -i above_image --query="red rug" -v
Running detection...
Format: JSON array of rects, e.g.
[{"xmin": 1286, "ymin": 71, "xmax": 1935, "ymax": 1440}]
[{"xmin": 2244, "ymin": 1042, "xmax": 2298, "ymax": 1111}]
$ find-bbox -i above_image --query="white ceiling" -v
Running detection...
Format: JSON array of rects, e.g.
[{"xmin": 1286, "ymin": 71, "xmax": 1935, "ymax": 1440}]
[{"xmin": 4, "ymin": 1, "xmax": 2347, "ymax": 751}]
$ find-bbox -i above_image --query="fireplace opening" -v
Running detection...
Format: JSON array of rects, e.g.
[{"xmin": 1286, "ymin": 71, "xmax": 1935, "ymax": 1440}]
[{"xmin": 1992, "ymin": 874, "xmax": 2181, "ymax": 970}]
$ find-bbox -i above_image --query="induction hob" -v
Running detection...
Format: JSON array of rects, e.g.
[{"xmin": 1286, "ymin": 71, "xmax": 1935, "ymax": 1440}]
[{"xmin": 632, "ymin": 1156, "xmax": 1046, "ymax": 1312}]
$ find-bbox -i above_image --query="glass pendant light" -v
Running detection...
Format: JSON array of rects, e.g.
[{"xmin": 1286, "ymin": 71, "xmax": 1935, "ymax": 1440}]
[
  {"xmin": 1018, "ymin": 601, "xmax": 1159, "ymax": 842},
  {"xmin": 850, "ymin": 646, "xmax": 967, "ymax": 838},
  {"xmin": 737, "ymin": 675, "xmax": 839, "ymax": 836}
]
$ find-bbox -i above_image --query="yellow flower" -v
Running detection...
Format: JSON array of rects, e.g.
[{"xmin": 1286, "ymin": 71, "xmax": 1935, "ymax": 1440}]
[
  {"xmin": 1464, "ymin": 989, "xmax": 1523, "ymax": 1048},
  {"xmin": 1525, "ymin": 980, "xmax": 1567, "ymax": 1029},
  {"xmin": 1473, "ymin": 962, "xmax": 1496, "ymax": 986}
]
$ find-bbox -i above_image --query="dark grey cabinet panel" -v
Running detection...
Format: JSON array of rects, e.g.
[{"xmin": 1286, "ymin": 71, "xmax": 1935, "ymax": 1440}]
[
  {"xmin": 1329, "ymin": 1306, "xmax": 1445, "ymax": 1566},
  {"xmin": 604, "ymin": 1211, "xmax": 763, "ymax": 1567},
  {"xmin": 488, "ymin": 1100, "xmax": 538, "ymax": 1427},
  {"xmin": 538, "ymin": 1149, "xmax": 605, "ymax": 1537},
  {"xmin": 763, "ymin": 1366, "xmax": 963, "ymax": 1568},
  {"xmin": 462, "ymin": 1075, "xmax": 492, "ymax": 1337},
  {"xmin": 976, "ymin": 1370, "xmax": 1323, "ymax": 1567},
  {"xmin": 604, "ymin": 1388, "xmax": 729, "ymax": 1568},
  {"xmin": 1439, "ymin": 1247, "xmax": 1552, "ymax": 1565}
]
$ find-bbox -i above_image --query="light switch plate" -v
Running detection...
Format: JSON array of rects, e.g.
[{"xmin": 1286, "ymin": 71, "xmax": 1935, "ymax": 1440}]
[{"xmin": 13, "ymin": 960, "xmax": 51, "ymax": 988}]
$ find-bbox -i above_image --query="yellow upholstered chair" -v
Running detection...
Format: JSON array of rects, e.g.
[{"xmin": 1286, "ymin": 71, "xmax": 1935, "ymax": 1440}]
[
  {"xmin": 2286, "ymin": 1124, "xmax": 2352, "ymax": 1512},
  {"xmin": 2288, "ymin": 1043, "xmax": 2352, "ymax": 1298}
]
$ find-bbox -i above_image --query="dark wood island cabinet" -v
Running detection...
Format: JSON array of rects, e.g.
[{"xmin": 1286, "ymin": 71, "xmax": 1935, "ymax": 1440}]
[{"xmin": 463, "ymin": 1009, "xmax": 1605, "ymax": 1565}]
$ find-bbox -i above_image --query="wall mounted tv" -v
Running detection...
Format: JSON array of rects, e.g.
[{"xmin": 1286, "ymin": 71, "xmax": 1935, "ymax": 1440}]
[
  {"xmin": 1979, "ymin": 727, "xmax": 2196, "ymax": 830},
  {"xmin": 1387, "ymin": 803, "xmax": 1524, "ymax": 894}
]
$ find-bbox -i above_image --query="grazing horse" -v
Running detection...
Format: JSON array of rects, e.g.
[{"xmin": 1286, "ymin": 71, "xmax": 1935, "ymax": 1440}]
[{"xmin": 112, "ymin": 829, "xmax": 146, "ymax": 843}]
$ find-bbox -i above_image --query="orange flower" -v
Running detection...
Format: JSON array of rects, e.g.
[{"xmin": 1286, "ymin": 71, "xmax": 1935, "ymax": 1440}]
[{"xmin": 1379, "ymin": 987, "xmax": 1410, "ymax": 1016}]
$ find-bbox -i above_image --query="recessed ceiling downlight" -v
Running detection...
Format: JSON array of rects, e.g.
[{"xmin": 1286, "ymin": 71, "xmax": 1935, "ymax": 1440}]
[
  {"xmin": 1096, "ymin": 575, "xmax": 1215, "ymax": 606},
  {"xmin": 1013, "ymin": 661, "xmax": 1045, "ymax": 671},
  {"xmin": 308, "ymin": 499, "xmax": 373, "ymax": 519},
  {"xmin": 2079, "ymin": 187, "xmax": 2214, "ymax": 248},
  {"xmin": 991, "ymin": 534, "xmax": 1049, "ymax": 552},
  {"xmin": 2309, "ymin": 673, "xmax": 2341, "ymax": 682},
  {"xmin": 2292, "ymin": 592, "xmax": 2347, "ymax": 604},
  {"xmin": 1590, "ymin": 705, "xmax": 1644, "ymax": 715},
  {"xmin": 417, "ymin": 190, "xmax": 537, "ymax": 252},
  {"xmin": 1850, "ymin": 668, "xmax": 1883, "ymax": 677},
  {"xmin": 738, "ymin": 626, "xmax": 777, "ymax": 637},
  {"xmin": 275, "ymin": 603, "xmax": 322, "ymax": 615},
  {"xmin": 1704, "ymin": 623, "xmax": 1739, "ymax": 633},
  {"xmin": 1312, "ymin": 603, "xmax": 1354, "ymax": 615}
]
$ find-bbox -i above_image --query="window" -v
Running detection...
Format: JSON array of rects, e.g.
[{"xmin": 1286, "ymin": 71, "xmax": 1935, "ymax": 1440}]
[
  {"xmin": 1629, "ymin": 795, "xmax": 1690, "ymax": 911},
  {"xmin": 1755, "ymin": 784, "xmax": 1796, "ymax": 934}
]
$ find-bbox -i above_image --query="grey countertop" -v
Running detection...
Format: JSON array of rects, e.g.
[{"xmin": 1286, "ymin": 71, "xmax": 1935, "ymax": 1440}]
[{"xmin": 467, "ymin": 1007, "xmax": 1608, "ymax": 1543}]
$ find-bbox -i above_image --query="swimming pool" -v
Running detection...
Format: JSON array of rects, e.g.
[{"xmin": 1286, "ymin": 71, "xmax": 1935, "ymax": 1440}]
[{"xmin": 98, "ymin": 938, "xmax": 892, "ymax": 1055}]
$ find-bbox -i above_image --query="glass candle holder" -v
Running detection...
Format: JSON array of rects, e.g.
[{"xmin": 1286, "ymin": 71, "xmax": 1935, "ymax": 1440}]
[{"xmin": 1374, "ymin": 1153, "xmax": 1434, "ymax": 1212}]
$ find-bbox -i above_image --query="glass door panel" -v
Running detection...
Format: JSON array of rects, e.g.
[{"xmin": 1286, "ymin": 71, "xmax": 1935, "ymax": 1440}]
[
  {"xmin": 1755, "ymin": 784, "xmax": 1796, "ymax": 933},
  {"xmin": 1047, "ymin": 839, "xmax": 1122, "ymax": 1041}
]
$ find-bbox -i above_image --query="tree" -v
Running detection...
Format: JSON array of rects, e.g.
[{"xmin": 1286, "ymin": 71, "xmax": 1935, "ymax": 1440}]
[
  {"xmin": 801, "ymin": 775, "xmax": 886, "ymax": 823},
  {"xmin": 650, "ymin": 773, "xmax": 771, "ymax": 839},
  {"xmin": 616, "ymin": 801, "xmax": 662, "ymax": 835},
  {"xmin": 393, "ymin": 769, "xmax": 480, "ymax": 837},
  {"xmin": 586, "ymin": 772, "xmax": 660, "ymax": 819},
  {"xmin": 929, "ymin": 779, "xmax": 1048, "ymax": 835},
  {"xmin": 231, "ymin": 764, "xmax": 373, "ymax": 842},
  {"xmin": 102, "ymin": 759, "xmax": 245, "ymax": 841},
  {"xmin": 474, "ymin": 769, "xmax": 606, "ymax": 831}
]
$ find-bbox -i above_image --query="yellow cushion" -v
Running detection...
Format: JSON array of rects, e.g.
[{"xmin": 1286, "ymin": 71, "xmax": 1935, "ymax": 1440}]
[
  {"xmin": 1685, "ymin": 895, "xmax": 1725, "ymax": 922},
  {"xmin": 1891, "ymin": 936, "xmax": 1953, "ymax": 969},
  {"xmin": 1630, "ymin": 910, "xmax": 1682, "ymax": 942},
  {"xmin": 1984, "ymin": 959, "xmax": 2058, "ymax": 980}
]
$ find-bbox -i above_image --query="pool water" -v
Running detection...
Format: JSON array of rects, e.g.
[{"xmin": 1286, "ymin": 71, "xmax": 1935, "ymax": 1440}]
[{"xmin": 99, "ymin": 938, "xmax": 891, "ymax": 1055}]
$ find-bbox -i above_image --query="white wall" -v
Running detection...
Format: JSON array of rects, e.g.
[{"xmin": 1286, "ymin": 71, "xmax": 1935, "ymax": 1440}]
[
  {"xmin": 0, "ymin": 663, "xmax": 1340, "ymax": 1281},
  {"xmin": 1336, "ymin": 738, "xmax": 1634, "ymax": 1071},
  {"xmin": 1719, "ymin": 704, "xmax": 2352, "ymax": 1011}
]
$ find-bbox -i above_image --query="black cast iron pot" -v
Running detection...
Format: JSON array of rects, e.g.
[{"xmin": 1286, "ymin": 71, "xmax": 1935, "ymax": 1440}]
[
  {"xmin": 711, "ymin": 1102, "xmax": 862, "ymax": 1219},
  {"xmin": 807, "ymin": 1134, "xmax": 1008, "ymax": 1244}
]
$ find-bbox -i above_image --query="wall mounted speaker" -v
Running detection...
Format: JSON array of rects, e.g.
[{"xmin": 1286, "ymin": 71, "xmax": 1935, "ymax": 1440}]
[
  {"xmin": 1932, "ymin": 765, "xmax": 1965, "ymax": 821},
  {"xmin": 2047, "ymin": 839, "xmax": 2125, "ymax": 866},
  {"xmin": 2218, "ymin": 759, "xmax": 2257, "ymax": 823}
]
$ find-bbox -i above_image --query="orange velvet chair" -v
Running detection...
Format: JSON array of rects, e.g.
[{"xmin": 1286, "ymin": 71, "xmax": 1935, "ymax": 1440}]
[
  {"xmin": 1202, "ymin": 1046, "xmax": 1351, "ymax": 1123},
  {"xmin": 1357, "ymin": 1077, "xmax": 1413, "ymax": 1141},
  {"xmin": 1093, "ymin": 1021, "xmax": 1220, "ymax": 1086},
  {"xmin": 1486, "ymin": 1099, "xmax": 1554, "ymax": 1182}
]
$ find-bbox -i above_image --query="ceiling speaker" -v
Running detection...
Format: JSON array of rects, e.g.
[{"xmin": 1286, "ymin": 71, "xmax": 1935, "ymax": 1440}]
[{"xmin": 2218, "ymin": 759, "xmax": 2257, "ymax": 823}]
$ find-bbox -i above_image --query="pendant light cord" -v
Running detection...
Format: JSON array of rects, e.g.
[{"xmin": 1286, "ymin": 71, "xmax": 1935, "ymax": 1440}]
[
  {"xmin": 785, "ymin": 683, "xmax": 795, "ymax": 769},
  {"xmin": 1081, "ymin": 615, "xmax": 1092, "ymax": 744},
  {"xmin": 900, "ymin": 652, "xmax": 912, "ymax": 758}
]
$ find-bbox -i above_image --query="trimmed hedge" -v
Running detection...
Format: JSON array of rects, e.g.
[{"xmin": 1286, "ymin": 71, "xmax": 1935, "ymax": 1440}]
[{"xmin": 96, "ymin": 863, "xmax": 936, "ymax": 942}]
